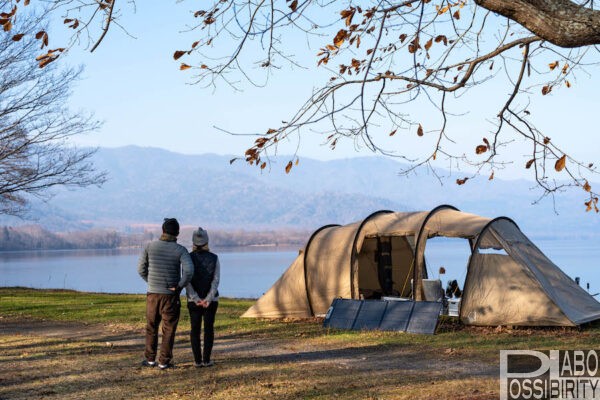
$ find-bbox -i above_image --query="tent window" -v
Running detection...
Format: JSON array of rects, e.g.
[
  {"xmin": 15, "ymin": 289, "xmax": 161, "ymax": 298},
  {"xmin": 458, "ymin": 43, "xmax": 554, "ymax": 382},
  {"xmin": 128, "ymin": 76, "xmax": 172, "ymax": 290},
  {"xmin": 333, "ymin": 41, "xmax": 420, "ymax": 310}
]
[{"xmin": 478, "ymin": 248, "xmax": 508, "ymax": 255}]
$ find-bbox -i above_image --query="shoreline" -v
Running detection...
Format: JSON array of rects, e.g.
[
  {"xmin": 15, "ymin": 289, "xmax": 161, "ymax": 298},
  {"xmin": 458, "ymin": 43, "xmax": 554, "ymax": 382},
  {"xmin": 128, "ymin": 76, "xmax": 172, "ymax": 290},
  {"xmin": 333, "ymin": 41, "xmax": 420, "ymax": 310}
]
[{"xmin": 0, "ymin": 243, "xmax": 302, "ymax": 254}]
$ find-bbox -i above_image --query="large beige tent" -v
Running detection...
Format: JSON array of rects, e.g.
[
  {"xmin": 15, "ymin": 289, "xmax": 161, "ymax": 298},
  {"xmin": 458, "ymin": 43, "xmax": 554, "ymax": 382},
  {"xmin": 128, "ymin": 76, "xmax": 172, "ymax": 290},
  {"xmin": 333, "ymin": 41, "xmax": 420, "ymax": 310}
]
[{"xmin": 242, "ymin": 206, "xmax": 600, "ymax": 326}]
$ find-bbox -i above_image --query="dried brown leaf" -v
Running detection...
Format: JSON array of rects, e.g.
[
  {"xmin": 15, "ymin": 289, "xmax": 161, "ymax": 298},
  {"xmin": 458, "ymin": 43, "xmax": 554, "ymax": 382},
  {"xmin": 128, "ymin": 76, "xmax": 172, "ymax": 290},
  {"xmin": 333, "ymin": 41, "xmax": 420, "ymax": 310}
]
[
  {"xmin": 173, "ymin": 50, "xmax": 186, "ymax": 60},
  {"xmin": 434, "ymin": 35, "xmax": 447, "ymax": 46},
  {"xmin": 437, "ymin": 5, "xmax": 449, "ymax": 14},
  {"xmin": 541, "ymin": 85, "xmax": 551, "ymax": 95},
  {"xmin": 408, "ymin": 37, "xmax": 420, "ymax": 54},
  {"xmin": 583, "ymin": 181, "xmax": 592, "ymax": 192},
  {"xmin": 424, "ymin": 38, "xmax": 433, "ymax": 51},
  {"xmin": 525, "ymin": 159, "xmax": 535, "ymax": 169},
  {"xmin": 334, "ymin": 29, "xmax": 348, "ymax": 48},
  {"xmin": 340, "ymin": 9, "xmax": 355, "ymax": 26},
  {"xmin": 475, "ymin": 145, "xmax": 487, "ymax": 155},
  {"xmin": 38, "ymin": 56, "xmax": 57, "ymax": 68},
  {"xmin": 555, "ymin": 155, "xmax": 566, "ymax": 172},
  {"xmin": 417, "ymin": 124, "xmax": 423, "ymax": 137}
]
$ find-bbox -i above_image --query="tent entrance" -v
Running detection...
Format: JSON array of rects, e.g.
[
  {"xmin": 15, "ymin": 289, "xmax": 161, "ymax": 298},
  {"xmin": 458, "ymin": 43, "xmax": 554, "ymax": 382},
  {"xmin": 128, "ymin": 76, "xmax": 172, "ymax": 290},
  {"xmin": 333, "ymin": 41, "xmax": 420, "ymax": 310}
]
[
  {"xmin": 357, "ymin": 235, "xmax": 414, "ymax": 299},
  {"xmin": 421, "ymin": 237, "xmax": 473, "ymax": 301}
]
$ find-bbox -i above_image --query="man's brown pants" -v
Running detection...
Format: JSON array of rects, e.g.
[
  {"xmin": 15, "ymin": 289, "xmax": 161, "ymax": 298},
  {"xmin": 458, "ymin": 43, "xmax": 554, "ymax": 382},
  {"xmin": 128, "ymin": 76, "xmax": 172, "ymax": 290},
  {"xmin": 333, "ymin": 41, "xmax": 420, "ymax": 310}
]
[{"xmin": 145, "ymin": 293, "xmax": 181, "ymax": 365}]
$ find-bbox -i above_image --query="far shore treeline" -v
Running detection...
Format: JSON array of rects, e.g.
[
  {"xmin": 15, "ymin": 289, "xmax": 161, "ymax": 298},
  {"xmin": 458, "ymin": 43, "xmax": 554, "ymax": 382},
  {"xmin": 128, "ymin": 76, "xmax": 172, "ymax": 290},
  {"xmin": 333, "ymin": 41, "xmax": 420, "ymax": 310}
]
[{"xmin": 0, "ymin": 225, "xmax": 310, "ymax": 252}]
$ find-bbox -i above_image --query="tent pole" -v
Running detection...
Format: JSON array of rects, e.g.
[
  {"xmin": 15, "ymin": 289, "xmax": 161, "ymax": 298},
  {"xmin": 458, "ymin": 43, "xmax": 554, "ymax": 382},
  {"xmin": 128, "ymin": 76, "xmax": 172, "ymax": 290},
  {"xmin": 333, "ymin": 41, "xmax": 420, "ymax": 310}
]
[{"xmin": 303, "ymin": 224, "xmax": 340, "ymax": 317}]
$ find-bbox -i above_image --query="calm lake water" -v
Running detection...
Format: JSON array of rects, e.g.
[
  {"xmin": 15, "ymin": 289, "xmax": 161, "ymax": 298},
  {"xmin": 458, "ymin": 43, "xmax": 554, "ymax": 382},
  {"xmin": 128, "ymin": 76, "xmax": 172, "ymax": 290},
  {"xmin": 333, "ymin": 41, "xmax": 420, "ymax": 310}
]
[
  {"xmin": 0, "ymin": 239, "xmax": 598, "ymax": 298},
  {"xmin": 0, "ymin": 247, "xmax": 299, "ymax": 298}
]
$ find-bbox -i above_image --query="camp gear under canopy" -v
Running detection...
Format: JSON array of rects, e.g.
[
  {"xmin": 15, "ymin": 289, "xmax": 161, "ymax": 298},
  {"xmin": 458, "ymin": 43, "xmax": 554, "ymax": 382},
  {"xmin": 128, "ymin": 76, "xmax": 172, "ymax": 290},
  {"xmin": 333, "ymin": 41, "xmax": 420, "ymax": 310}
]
[{"xmin": 242, "ymin": 206, "xmax": 600, "ymax": 326}]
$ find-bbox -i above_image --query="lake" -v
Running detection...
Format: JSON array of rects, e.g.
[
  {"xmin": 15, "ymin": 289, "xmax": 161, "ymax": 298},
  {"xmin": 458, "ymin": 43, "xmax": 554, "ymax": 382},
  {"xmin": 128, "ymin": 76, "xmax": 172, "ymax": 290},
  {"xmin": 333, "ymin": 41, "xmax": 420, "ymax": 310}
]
[
  {"xmin": 0, "ymin": 239, "xmax": 598, "ymax": 298},
  {"xmin": 0, "ymin": 247, "xmax": 299, "ymax": 298}
]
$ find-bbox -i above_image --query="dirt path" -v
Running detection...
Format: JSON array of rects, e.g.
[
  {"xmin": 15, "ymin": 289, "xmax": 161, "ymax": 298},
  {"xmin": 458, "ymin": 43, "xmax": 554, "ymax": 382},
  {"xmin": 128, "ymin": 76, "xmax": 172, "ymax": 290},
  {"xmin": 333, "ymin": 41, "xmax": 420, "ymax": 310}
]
[{"xmin": 0, "ymin": 317, "xmax": 497, "ymax": 372}]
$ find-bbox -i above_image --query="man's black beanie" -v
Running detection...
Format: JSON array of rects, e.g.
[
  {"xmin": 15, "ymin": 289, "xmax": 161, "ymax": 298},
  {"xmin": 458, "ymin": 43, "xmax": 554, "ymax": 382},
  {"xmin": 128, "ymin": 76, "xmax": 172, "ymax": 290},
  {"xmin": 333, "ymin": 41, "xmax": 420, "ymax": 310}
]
[{"xmin": 162, "ymin": 218, "xmax": 180, "ymax": 236}]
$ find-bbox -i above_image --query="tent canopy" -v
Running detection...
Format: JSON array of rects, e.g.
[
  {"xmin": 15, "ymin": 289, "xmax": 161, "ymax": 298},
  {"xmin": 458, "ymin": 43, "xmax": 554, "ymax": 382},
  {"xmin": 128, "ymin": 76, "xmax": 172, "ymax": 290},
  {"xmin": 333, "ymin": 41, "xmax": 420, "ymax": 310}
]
[{"xmin": 242, "ymin": 206, "xmax": 600, "ymax": 326}]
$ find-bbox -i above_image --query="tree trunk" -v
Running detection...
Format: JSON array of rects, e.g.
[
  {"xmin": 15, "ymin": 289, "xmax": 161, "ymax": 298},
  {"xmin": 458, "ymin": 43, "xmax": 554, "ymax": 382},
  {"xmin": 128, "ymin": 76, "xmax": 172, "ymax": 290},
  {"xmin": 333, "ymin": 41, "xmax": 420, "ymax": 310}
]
[{"xmin": 475, "ymin": 0, "xmax": 600, "ymax": 47}]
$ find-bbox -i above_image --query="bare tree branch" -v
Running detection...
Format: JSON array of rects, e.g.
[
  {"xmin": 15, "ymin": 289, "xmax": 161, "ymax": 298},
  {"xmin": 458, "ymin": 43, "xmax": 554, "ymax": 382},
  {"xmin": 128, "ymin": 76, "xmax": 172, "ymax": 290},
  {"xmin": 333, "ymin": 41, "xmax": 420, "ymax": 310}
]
[
  {"xmin": 3, "ymin": 0, "xmax": 599, "ymax": 210},
  {"xmin": 0, "ymin": 6, "xmax": 106, "ymax": 216}
]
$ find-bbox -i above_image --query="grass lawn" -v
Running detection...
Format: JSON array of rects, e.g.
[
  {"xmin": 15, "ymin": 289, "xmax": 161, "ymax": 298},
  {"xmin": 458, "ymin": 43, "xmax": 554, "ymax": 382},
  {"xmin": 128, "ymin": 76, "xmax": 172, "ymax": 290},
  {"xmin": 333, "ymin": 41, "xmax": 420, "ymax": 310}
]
[{"xmin": 1, "ymin": 288, "xmax": 599, "ymax": 399}]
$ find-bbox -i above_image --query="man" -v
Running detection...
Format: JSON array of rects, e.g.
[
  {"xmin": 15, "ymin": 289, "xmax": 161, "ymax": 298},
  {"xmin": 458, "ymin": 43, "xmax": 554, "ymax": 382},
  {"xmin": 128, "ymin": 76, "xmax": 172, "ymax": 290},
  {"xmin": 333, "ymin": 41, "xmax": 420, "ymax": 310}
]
[{"xmin": 137, "ymin": 218, "xmax": 193, "ymax": 369}]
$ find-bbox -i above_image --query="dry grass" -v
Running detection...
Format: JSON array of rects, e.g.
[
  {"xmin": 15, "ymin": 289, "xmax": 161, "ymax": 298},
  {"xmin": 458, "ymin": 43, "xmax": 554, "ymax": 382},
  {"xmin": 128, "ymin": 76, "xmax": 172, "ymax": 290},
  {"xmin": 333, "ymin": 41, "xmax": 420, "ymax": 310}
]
[
  {"xmin": 1, "ymin": 288, "xmax": 600, "ymax": 399},
  {"xmin": 0, "ymin": 327, "xmax": 499, "ymax": 400}
]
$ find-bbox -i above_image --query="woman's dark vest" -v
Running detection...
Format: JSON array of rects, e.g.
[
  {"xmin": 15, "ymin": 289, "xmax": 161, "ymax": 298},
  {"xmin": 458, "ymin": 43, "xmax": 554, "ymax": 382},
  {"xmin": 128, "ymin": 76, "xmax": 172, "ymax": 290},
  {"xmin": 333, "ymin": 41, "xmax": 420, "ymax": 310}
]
[{"xmin": 190, "ymin": 251, "xmax": 219, "ymax": 298}]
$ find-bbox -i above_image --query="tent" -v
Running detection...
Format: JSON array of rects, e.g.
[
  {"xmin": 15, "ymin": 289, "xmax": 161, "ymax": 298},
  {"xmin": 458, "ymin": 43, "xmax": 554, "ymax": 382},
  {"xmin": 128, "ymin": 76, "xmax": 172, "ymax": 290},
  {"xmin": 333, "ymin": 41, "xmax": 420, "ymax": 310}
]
[{"xmin": 242, "ymin": 205, "xmax": 600, "ymax": 326}]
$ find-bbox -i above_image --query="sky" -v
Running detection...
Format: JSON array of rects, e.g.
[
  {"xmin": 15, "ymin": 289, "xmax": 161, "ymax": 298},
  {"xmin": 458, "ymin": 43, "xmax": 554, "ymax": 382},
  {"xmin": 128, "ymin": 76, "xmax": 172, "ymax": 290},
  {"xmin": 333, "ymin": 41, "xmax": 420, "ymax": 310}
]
[{"xmin": 50, "ymin": 1, "xmax": 600, "ymax": 181}]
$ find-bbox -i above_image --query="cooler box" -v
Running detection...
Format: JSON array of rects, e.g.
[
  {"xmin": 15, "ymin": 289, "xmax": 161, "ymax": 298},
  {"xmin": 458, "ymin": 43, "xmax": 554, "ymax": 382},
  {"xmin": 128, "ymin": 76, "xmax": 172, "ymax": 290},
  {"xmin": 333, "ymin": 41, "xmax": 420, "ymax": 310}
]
[{"xmin": 448, "ymin": 298, "xmax": 461, "ymax": 317}]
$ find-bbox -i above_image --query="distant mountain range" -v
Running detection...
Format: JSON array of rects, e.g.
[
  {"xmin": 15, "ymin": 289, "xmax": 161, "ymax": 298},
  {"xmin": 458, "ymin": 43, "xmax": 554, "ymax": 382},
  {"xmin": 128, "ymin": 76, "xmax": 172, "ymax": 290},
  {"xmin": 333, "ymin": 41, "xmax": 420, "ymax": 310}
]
[{"xmin": 2, "ymin": 146, "xmax": 599, "ymax": 239}]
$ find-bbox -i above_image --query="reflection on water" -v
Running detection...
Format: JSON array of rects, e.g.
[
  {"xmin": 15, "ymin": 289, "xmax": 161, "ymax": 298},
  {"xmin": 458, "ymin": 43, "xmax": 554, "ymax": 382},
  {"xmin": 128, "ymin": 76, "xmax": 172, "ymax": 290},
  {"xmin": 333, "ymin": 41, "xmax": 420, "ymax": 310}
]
[{"xmin": 0, "ymin": 239, "xmax": 598, "ymax": 298}]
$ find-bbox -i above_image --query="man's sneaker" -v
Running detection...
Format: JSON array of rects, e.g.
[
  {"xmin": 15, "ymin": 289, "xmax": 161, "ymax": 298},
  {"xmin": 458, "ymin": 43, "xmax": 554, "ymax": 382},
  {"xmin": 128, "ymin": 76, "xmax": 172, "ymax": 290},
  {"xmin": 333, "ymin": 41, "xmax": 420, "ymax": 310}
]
[
  {"xmin": 202, "ymin": 361, "xmax": 215, "ymax": 367},
  {"xmin": 158, "ymin": 363, "xmax": 174, "ymax": 370},
  {"xmin": 193, "ymin": 362, "xmax": 203, "ymax": 368},
  {"xmin": 141, "ymin": 360, "xmax": 156, "ymax": 367}
]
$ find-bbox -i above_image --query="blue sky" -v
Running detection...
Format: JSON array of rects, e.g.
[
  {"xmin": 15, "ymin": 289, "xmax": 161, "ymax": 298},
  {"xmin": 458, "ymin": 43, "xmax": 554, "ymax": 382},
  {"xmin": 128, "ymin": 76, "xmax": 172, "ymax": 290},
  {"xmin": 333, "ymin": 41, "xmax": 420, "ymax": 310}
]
[{"xmin": 57, "ymin": 1, "xmax": 600, "ymax": 180}]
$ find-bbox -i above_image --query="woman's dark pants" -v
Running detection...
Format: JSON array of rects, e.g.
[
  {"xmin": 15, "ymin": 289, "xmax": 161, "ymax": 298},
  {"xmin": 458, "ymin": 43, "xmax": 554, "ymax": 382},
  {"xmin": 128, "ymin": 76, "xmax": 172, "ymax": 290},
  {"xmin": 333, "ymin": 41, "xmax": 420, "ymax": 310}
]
[{"xmin": 187, "ymin": 301, "xmax": 218, "ymax": 364}]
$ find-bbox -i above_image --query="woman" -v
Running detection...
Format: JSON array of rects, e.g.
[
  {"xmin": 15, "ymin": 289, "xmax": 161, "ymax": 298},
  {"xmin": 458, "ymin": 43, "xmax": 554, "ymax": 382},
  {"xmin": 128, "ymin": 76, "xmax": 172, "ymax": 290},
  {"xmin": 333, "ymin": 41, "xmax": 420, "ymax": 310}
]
[{"xmin": 185, "ymin": 227, "xmax": 220, "ymax": 367}]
